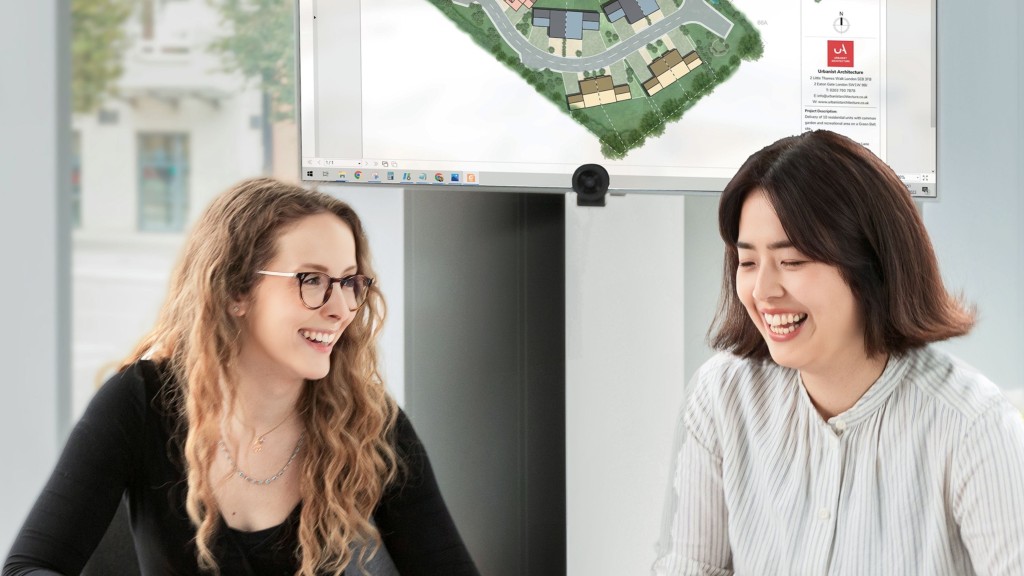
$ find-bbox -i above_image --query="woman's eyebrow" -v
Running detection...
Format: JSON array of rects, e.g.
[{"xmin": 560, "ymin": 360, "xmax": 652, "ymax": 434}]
[
  {"xmin": 297, "ymin": 263, "xmax": 359, "ymax": 276},
  {"xmin": 735, "ymin": 240, "xmax": 795, "ymax": 250}
]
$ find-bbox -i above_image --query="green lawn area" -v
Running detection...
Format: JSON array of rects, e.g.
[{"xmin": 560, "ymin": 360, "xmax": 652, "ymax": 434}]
[
  {"xmin": 579, "ymin": 73, "xmax": 692, "ymax": 134},
  {"xmin": 578, "ymin": 98, "xmax": 651, "ymax": 134}
]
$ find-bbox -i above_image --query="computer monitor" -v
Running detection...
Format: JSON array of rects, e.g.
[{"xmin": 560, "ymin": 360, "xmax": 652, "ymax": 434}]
[{"xmin": 297, "ymin": 0, "xmax": 936, "ymax": 197}]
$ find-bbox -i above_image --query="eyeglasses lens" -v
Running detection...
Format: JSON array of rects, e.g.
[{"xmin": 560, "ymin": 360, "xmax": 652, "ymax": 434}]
[{"xmin": 298, "ymin": 273, "xmax": 370, "ymax": 310}]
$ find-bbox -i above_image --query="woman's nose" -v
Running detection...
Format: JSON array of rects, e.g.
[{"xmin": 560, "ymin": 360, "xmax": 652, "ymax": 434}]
[
  {"xmin": 752, "ymin": 265, "xmax": 784, "ymax": 301},
  {"xmin": 321, "ymin": 284, "xmax": 354, "ymax": 320}
]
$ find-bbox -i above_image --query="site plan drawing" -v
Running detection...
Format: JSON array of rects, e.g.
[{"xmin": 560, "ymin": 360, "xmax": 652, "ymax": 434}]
[{"xmin": 428, "ymin": 0, "xmax": 764, "ymax": 159}]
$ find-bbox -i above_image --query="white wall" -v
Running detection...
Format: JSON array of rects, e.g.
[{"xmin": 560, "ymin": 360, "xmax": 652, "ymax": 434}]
[
  {"xmin": 0, "ymin": 0, "xmax": 69, "ymax": 553},
  {"xmin": 565, "ymin": 194, "xmax": 687, "ymax": 575}
]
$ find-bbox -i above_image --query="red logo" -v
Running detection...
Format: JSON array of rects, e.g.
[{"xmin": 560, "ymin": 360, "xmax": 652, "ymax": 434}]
[{"xmin": 827, "ymin": 40, "xmax": 854, "ymax": 67}]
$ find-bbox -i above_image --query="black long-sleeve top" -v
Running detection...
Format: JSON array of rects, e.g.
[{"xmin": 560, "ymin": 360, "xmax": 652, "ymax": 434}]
[{"xmin": 4, "ymin": 361, "xmax": 479, "ymax": 576}]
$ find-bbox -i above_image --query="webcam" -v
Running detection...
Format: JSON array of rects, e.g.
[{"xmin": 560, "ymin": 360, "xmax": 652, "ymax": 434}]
[{"xmin": 572, "ymin": 164, "xmax": 609, "ymax": 207}]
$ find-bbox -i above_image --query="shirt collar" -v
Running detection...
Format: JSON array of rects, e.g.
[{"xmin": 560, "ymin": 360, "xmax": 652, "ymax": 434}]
[{"xmin": 794, "ymin": 351, "xmax": 913, "ymax": 432}]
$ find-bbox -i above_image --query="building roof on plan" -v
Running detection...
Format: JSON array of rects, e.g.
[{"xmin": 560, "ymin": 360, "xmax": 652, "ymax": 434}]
[
  {"xmin": 533, "ymin": 9, "xmax": 600, "ymax": 40},
  {"xmin": 602, "ymin": 0, "xmax": 661, "ymax": 24},
  {"xmin": 649, "ymin": 49, "xmax": 684, "ymax": 77},
  {"xmin": 566, "ymin": 75, "xmax": 632, "ymax": 109},
  {"xmin": 580, "ymin": 75, "xmax": 615, "ymax": 95},
  {"xmin": 504, "ymin": 0, "xmax": 535, "ymax": 10}
]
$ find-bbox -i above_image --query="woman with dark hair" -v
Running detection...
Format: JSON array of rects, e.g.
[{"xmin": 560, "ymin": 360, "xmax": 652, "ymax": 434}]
[
  {"xmin": 653, "ymin": 131, "xmax": 1024, "ymax": 575},
  {"xmin": 5, "ymin": 178, "xmax": 479, "ymax": 576}
]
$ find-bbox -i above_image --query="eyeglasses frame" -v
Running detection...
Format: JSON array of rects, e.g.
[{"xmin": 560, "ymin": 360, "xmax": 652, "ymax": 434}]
[{"xmin": 256, "ymin": 270, "xmax": 374, "ymax": 311}]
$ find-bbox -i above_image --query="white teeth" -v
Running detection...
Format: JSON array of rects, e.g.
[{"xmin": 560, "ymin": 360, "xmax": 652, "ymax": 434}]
[
  {"xmin": 301, "ymin": 330, "xmax": 335, "ymax": 344},
  {"xmin": 762, "ymin": 312, "xmax": 807, "ymax": 332}
]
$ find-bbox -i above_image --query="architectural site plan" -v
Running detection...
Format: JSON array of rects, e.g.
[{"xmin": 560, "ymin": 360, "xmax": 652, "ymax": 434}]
[{"xmin": 427, "ymin": 0, "xmax": 764, "ymax": 159}]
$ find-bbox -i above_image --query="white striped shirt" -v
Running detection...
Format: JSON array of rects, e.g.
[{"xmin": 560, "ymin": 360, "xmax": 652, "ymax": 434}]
[{"xmin": 652, "ymin": 346, "xmax": 1024, "ymax": 576}]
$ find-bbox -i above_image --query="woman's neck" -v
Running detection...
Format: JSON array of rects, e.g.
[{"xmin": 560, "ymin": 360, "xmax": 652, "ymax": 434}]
[
  {"xmin": 800, "ymin": 352, "xmax": 889, "ymax": 420},
  {"xmin": 227, "ymin": 366, "xmax": 305, "ymax": 432}
]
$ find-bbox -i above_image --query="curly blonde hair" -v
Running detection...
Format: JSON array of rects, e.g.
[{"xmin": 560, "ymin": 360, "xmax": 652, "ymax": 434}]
[{"xmin": 123, "ymin": 177, "xmax": 399, "ymax": 575}]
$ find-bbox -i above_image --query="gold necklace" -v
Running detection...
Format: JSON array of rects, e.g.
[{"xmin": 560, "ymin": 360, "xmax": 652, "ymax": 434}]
[
  {"xmin": 237, "ymin": 410, "xmax": 295, "ymax": 453},
  {"xmin": 219, "ymin": 433, "xmax": 305, "ymax": 486}
]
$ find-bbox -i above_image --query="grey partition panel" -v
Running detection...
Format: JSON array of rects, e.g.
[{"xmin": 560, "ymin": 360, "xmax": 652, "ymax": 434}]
[
  {"xmin": 404, "ymin": 189, "xmax": 566, "ymax": 576},
  {"xmin": 0, "ymin": 0, "xmax": 71, "ymax": 551}
]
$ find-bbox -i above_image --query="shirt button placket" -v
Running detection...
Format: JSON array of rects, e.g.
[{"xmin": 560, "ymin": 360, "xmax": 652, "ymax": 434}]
[{"xmin": 820, "ymin": 433, "xmax": 843, "ymax": 574}]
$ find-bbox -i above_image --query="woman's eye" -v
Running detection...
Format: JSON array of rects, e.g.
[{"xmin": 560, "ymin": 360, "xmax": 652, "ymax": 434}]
[
  {"xmin": 781, "ymin": 260, "xmax": 806, "ymax": 268},
  {"xmin": 302, "ymin": 274, "xmax": 324, "ymax": 286},
  {"xmin": 738, "ymin": 261, "xmax": 755, "ymax": 268}
]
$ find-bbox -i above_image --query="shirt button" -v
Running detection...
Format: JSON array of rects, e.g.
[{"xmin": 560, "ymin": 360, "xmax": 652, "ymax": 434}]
[
  {"xmin": 834, "ymin": 419, "xmax": 847, "ymax": 433},
  {"xmin": 818, "ymin": 507, "xmax": 831, "ymax": 520}
]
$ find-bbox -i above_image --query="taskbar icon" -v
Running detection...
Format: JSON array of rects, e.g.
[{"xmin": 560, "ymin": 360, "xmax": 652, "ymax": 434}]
[{"xmin": 309, "ymin": 165, "xmax": 480, "ymax": 187}]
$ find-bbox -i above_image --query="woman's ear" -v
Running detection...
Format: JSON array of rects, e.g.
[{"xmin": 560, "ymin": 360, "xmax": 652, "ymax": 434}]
[{"xmin": 231, "ymin": 300, "xmax": 247, "ymax": 317}]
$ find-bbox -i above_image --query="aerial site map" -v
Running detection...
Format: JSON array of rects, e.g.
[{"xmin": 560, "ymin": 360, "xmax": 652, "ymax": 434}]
[{"xmin": 426, "ymin": 0, "xmax": 763, "ymax": 158}]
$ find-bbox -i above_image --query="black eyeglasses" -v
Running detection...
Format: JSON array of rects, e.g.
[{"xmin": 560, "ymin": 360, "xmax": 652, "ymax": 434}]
[{"xmin": 257, "ymin": 271, "xmax": 374, "ymax": 311}]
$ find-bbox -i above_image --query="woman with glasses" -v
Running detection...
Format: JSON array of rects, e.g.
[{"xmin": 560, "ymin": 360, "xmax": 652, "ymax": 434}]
[
  {"xmin": 5, "ymin": 178, "xmax": 479, "ymax": 576},
  {"xmin": 653, "ymin": 131, "xmax": 1024, "ymax": 575}
]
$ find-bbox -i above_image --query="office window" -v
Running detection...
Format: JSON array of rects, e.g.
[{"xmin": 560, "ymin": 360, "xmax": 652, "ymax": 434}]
[
  {"xmin": 137, "ymin": 132, "xmax": 189, "ymax": 232},
  {"xmin": 71, "ymin": 131, "xmax": 81, "ymax": 228},
  {"xmin": 71, "ymin": 0, "xmax": 296, "ymax": 418}
]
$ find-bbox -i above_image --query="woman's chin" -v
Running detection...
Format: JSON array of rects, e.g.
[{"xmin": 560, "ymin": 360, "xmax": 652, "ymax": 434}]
[{"xmin": 299, "ymin": 361, "xmax": 331, "ymax": 382}]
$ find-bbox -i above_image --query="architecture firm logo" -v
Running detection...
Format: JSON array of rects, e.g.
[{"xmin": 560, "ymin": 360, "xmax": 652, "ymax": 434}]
[{"xmin": 827, "ymin": 40, "xmax": 854, "ymax": 67}]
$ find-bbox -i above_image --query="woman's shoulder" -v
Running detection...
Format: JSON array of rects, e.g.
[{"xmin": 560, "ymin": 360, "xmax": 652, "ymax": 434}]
[
  {"xmin": 697, "ymin": 351, "xmax": 776, "ymax": 376},
  {"xmin": 693, "ymin": 352, "xmax": 792, "ymax": 399},
  {"xmin": 687, "ymin": 352, "xmax": 795, "ymax": 433},
  {"xmin": 903, "ymin": 346, "xmax": 1011, "ymax": 424},
  {"xmin": 104, "ymin": 358, "xmax": 170, "ymax": 395},
  {"xmin": 90, "ymin": 359, "xmax": 175, "ymax": 422}
]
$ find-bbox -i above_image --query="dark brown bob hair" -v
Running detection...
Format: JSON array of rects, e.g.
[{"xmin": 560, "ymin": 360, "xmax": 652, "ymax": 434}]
[{"xmin": 710, "ymin": 130, "xmax": 974, "ymax": 360}]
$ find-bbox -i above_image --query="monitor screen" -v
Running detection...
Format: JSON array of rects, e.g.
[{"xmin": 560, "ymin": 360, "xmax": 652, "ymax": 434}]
[{"xmin": 297, "ymin": 0, "xmax": 936, "ymax": 197}]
